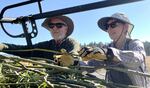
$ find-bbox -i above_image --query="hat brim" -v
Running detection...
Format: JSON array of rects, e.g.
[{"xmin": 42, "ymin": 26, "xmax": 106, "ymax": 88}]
[
  {"xmin": 42, "ymin": 16, "xmax": 74, "ymax": 37},
  {"xmin": 98, "ymin": 17, "xmax": 134, "ymax": 35},
  {"xmin": 98, "ymin": 17, "xmax": 116, "ymax": 32},
  {"xmin": 98, "ymin": 17, "xmax": 134, "ymax": 32}
]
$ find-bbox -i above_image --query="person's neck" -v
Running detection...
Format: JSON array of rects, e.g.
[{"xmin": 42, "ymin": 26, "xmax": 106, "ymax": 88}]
[
  {"xmin": 55, "ymin": 39, "xmax": 62, "ymax": 44},
  {"xmin": 55, "ymin": 38, "xmax": 66, "ymax": 45},
  {"xmin": 114, "ymin": 37, "xmax": 126, "ymax": 49}
]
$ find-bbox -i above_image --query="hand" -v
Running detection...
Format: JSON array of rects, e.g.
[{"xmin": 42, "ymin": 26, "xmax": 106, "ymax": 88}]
[
  {"xmin": 78, "ymin": 46, "xmax": 107, "ymax": 61},
  {"xmin": 54, "ymin": 49, "xmax": 74, "ymax": 67},
  {"xmin": 0, "ymin": 43, "xmax": 8, "ymax": 50}
]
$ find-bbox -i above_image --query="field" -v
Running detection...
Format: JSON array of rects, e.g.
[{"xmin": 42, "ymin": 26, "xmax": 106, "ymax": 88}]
[{"xmin": 146, "ymin": 56, "xmax": 150, "ymax": 72}]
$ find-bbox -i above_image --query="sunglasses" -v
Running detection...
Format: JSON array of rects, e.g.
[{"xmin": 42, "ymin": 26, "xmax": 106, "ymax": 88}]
[
  {"xmin": 48, "ymin": 23, "xmax": 66, "ymax": 29},
  {"xmin": 106, "ymin": 21, "xmax": 124, "ymax": 30}
]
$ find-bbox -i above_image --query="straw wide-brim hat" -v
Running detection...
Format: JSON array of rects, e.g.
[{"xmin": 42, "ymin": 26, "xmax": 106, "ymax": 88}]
[
  {"xmin": 42, "ymin": 16, "xmax": 74, "ymax": 37},
  {"xmin": 97, "ymin": 13, "xmax": 134, "ymax": 34}
]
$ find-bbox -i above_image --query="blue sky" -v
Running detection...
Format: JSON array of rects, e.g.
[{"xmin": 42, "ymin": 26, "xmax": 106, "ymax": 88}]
[{"xmin": 0, "ymin": 0, "xmax": 150, "ymax": 45}]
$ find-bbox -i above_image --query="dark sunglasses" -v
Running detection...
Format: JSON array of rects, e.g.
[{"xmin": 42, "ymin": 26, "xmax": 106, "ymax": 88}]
[
  {"xmin": 48, "ymin": 23, "xmax": 66, "ymax": 29},
  {"xmin": 106, "ymin": 21, "xmax": 124, "ymax": 30}
]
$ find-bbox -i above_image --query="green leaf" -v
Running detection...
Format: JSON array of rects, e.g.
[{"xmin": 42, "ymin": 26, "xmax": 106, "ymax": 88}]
[{"xmin": 38, "ymin": 81, "xmax": 48, "ymax": 88}]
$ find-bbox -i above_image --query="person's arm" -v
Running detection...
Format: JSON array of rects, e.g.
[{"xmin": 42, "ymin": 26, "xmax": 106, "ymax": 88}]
[
  {"xmin": 0, "ymin": 41, "xmax": 50, "ymax": 58},
  {"xmin": 67, "ymin": 38, "xmax": 80, "ymax": 55},
  {"xmin": 1, "ymin": 43, "xmax": 32, "ymax": 57},
  {"xmin": 109, "ymin": 40, "xmax": 146, "ymax": 69}
]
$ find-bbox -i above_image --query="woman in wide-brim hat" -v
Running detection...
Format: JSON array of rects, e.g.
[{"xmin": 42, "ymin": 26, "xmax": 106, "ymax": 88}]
[
  {"xmin": 78, "ymin": 13, "xmax": 149, "ymax": 87},
  {"xmin": 96, "ymin": 13, "xmax": 149, "ymax": 88}
]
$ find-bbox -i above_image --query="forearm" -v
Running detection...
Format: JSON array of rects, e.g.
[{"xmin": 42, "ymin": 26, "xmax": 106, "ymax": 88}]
[
  {"xmin": 109, "ymin": 47, "xmax": 145, "ymax": 69},
  {"xmin": 2, "ymin": 43, "xmax": 32, "ymax": 57},
  {"xmin": 70, "ymin": 41, "xmax": 80, "ymax": 55}
]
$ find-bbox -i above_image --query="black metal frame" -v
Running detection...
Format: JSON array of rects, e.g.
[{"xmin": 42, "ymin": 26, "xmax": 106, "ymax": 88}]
[{"xmin": 0, "ymin": 0, "xmax": 143, "ymax": 47}]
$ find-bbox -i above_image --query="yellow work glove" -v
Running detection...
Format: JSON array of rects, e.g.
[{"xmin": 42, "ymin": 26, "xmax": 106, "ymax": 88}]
[
  {"xmin": 54, "ymin": 49, "xmax": 74, "ymax": 67},
  {"xmin": 78, "ymin": 46, "xmax": 107, "ymax": 61},
  {"xmin": 0, "ymin": 43, "xmax": 8, "ymax": 50}
]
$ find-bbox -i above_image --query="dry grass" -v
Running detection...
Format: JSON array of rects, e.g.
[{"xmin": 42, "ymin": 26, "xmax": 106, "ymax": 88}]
[{"xmin": 146, "ymin": 56, "xmax": 150, "ymax": 72}]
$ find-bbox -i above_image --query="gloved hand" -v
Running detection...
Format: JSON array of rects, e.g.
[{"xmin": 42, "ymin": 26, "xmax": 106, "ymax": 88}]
[
  {"xmin": 54, "ymin": 49, "xmax": 74, "ymax": 67},
  {"xmin": 0, "ymin": 43, "xmax": 8, "ymax": 50},
  {"xmin": 78, "ymin": 46, "xmax": 107, "ymax": 61}
]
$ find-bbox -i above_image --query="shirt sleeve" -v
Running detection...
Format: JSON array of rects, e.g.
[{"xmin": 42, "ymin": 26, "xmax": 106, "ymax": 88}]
[
  {"xmin": 68, "ymin": 38, "xmax": 81, "ymax": 55},
  {"xmin": 3, "ymin": 43, "xmax": 30, "ymax": 54},
  {"xmin": 109, "ymin": 40, "xmax": 146, "ymax": 69}
]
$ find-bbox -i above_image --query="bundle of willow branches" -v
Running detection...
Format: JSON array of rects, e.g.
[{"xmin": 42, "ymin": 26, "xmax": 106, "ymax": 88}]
[
  {"xmin": 0, "ymin": 54, "xmax": 146, "ymax": 88},
  {"xmin": 0, "ymin": 54, "xmax": 107, "ymax": 88}
]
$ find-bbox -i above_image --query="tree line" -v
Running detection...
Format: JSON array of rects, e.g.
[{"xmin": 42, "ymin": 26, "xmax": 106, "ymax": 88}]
[{"xmin": 82, "ymin": 41, "xmax": 150, "ymax": 56}]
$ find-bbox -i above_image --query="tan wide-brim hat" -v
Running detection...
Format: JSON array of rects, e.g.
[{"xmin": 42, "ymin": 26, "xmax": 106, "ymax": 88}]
[
  {"xmin": 97, "ymin": 13, "xmax": 134, "ymax": 35},
  {"xmin": 42, "ymin": 16, "xmax": 74, "ymax": 37}
]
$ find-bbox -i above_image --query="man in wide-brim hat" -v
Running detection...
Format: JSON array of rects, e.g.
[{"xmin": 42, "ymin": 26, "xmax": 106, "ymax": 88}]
[
  {"xmin": 0, "ymin": 15, "xmax": 80, "ymax": 67},
  {"xmin": 41, "ymin": 15, "xmax": 80, "ymax": 66}
]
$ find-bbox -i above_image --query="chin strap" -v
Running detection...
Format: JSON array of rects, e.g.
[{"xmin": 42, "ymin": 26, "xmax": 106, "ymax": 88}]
[{"xmin": 113, "ymin": 26, "xmax": 126, "ymax": 48}]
